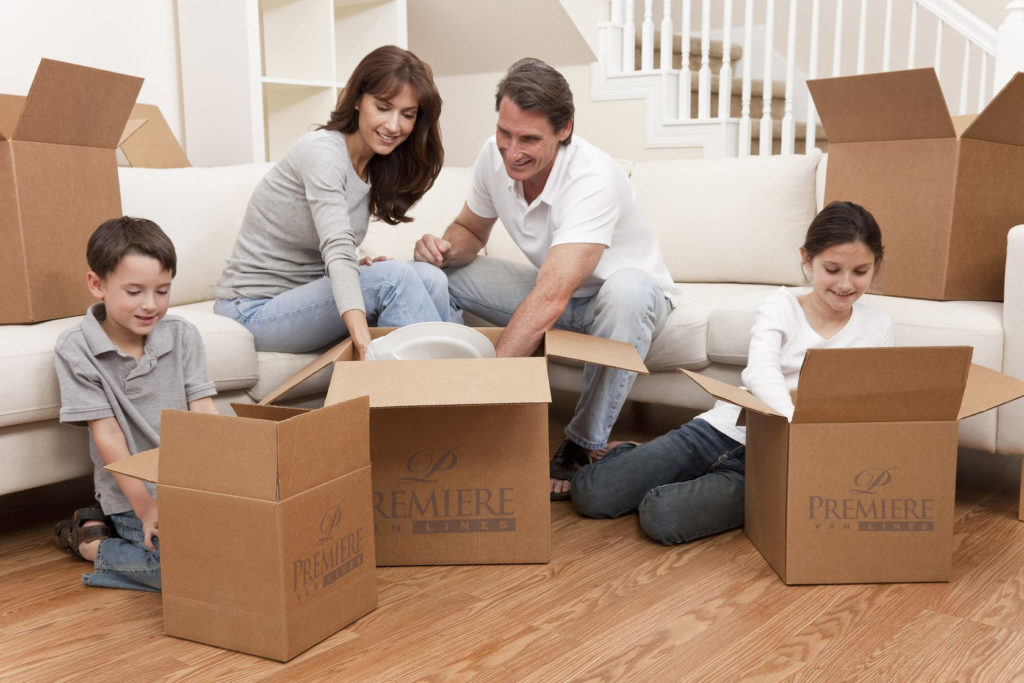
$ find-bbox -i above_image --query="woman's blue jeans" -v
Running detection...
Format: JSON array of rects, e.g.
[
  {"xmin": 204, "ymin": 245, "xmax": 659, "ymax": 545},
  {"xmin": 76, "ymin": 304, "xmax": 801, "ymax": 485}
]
[
  {"xmin": 83, "ymin": 511, "xmax": 161, "ymax": 592},
  {"xmin": 571, "ymin": 418, "xmax": 746, "ymax": 545},
  {"xmin": 214, "ymin": 260, "xmax": 459, "ymax": 353}
]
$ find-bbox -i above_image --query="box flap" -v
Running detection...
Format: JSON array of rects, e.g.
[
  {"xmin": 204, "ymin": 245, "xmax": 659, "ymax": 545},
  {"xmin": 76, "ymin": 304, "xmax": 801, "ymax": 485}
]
[
  {"xmin": 543, "ymin": 329, "xmax": 648, "ymax": 374},
  {"xmin": 808, "ymin": 69, "xmax": 955, "ymax": 143},
  {"xmin": 678, "ymin": 369, "xmax": 784, "ymax": 417},
  {"xmin": 104, "ymin": 447, "xmax": 160, "ymax": 483},
  {"xmin": 326, "ymin": 357, "xmax": 552, "ymax": 408},
  {"xmin": 961, "ymin": 72, "xmax": 1024, "ymax": 146},
  {"xmin": 958, "ymin": 363, "xmax": 1024, "ymax": 420},
  {"xmin": 259, "ymin": 339, "xmax": 352, "ymax": 406},
  {"xmin": 231, "ymin": 402, "xmax": 308, "ymax": 422},
  {"xmin": 792, "ymin": 346, "xmax": 972, "ymax": 423},
  {"xmin": 118, "ymin": 103, "xmax": 191, "ymax": 167},
  {"xmin": 14, "ymin": 59, "xmax": 142, "ymax": 148},
  {"xmin": 0, "ymin": 94, "xmax": 24, "ymax": 141}
]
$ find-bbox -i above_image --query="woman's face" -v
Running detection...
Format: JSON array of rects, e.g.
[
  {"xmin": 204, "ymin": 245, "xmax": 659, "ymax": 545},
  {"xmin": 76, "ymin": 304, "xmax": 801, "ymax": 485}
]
[{"xmin": 356, "ymin": 83, "xmax": 419, "ymax": 156}]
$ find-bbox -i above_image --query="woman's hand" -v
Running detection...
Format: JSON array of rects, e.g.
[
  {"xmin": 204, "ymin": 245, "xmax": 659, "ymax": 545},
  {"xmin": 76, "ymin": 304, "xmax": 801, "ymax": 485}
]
[
  {"xmin": 358, "ymin": 255, "xmax": 390, "ymax": 267},
  {"xmin": 342, "ymin": 309, "xmax": 372, "ymax": 360}
]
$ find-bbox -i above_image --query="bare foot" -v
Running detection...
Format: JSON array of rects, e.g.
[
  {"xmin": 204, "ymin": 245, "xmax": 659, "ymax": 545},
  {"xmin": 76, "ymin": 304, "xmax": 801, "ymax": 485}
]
[
  {"xmin": 588, "ymin": 440, "xmax": 640, "ymax": 461},
  {"xmin": 78, "ymin": 520, "xmax": 105, "ymax": 562},
  {"xmin": 550, "ymin": 477, "xmax": 571, "ymax": 497}
]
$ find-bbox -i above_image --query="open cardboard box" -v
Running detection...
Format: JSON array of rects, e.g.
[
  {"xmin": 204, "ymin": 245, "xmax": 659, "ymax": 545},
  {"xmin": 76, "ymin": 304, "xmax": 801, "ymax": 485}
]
[
  {"xmin": 808, "ymin": 68, "xmax": 1024, "ymax": 301},
  {"xmin": 260, "ymin": 327, "xmax": 648, "ymax": 566},
  {"xmin": 0, "ymin": 58, "xmax": 142, "ymax": 323},
  {"xmin": 107, "ymin": 398, "xmax": 377, "ymax": 662},
  {"xmin": 118, "ymin": 103, "xmax": 190, "ymax": 168},
  {"xmin": 682, "ymin": 346, "xmax": 1024, "ymax": 585}
]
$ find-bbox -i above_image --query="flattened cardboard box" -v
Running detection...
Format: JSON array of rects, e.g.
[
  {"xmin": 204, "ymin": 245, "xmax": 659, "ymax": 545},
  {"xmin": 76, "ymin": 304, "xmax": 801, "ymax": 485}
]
[
  {"xmin": 682, "ymin": 346, "xmax": 1024, "ymax": 585},
  {"xmin": 809, "ymin": 69, "xmax": 1024, "ymax": 301},
  {"xmin": 261, "ymin": 327, "xmax": 648, "ymax": 566},
  {"xmin": 0, "ymin": 58, "xmax": 142, "ymax": 323},
  {"xmin": 107, "ymin": 398, "xmax": 377, "ymax": 662}
]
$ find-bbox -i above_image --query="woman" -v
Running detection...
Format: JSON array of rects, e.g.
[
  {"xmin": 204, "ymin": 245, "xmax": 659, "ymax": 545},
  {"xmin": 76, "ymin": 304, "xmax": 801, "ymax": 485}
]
[{"xmin": 214, "ymin": 46, "xmax": 456, "ymax": 358}]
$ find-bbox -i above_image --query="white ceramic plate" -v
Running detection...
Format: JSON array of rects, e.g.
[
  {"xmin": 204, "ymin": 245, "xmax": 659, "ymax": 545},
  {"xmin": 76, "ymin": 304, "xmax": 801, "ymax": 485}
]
[{"xmin": 366, "ymin": 322, "xmax": 496, "ymax": 360}]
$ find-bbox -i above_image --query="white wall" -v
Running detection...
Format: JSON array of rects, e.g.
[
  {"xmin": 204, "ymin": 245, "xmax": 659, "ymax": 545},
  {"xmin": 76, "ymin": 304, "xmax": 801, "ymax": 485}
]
[{"xmin": 0, "ymin": 0, "xmax": 182, "ymax": 141}]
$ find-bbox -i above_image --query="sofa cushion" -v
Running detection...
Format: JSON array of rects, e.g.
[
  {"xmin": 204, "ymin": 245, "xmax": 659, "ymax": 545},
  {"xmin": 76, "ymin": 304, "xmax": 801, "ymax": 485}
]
[
  {"xmin": 0, "ymin": 302, "xmax": 258, "ymax": 429},
  {"xmin": 118, "ymin": 162, "xmax": 274, "ymax": 307},
  {"xmin": 631, "ymin": 151, "xmax": 821, "ymax": 285}
]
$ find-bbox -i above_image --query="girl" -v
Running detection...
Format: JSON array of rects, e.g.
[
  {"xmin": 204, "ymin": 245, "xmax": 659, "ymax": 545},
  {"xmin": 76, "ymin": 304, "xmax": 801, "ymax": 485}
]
[
  {"xmin": 569, "ymin": 201, "xmax": 894, "ymax": 545},
  {"xmin": 214, "ymin": 46, "xmax": 457, "ymax": 358}
]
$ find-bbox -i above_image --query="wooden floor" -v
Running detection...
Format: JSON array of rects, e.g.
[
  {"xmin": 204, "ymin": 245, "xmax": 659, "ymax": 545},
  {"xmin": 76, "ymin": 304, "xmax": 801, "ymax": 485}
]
[{"xmin": 4, "ymin": 394, "xmax": 1024, "ymax": 681}]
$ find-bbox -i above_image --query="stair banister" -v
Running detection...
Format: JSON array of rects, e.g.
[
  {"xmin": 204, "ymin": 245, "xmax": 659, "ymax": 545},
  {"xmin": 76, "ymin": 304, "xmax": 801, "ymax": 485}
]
[
  {"xmin": 717, "ymin": 0, "xmax": 733, "ymax": 121},
  {"xmin": 678, "ymin": 0, "xmax": 692, "ymax": 122},
  {"xmin": 738, "ymin": 0, "xmax": 753, "ymax": 156},
  {"xmin": 659, "ymin": 0, "xmax": 672, "ymax": 71},
  {"xmin": 804, "ymin": 0, "xmax": 821, "ymax": 155},
  {"xmin": 995, "ymin": 1, "xmax": 1024, "ymax": 94},
  {"xmin": 832, "ymin": 0, "xmax": 844, "ymax": 76},
  {"xmin": 698, "ymin": 0, "xmax": 711, "ymax": 118},
  {"xmin": 856, "ymin": 0, "xmax": 868, "ymax": 74},
  {"xmin": 781, "ymin": 0, "xmax": 797, "ymax": 155},
  {"xmin": 641, "ymin": 0, "xmax": 654, "ymax": 70},
  {"xmin": 759, "ymin": 0, "xmax": 775, "ymax": 156},
  {"xmin": 883, "ymin": 0, "xmax": 894, "ymax": 71}
]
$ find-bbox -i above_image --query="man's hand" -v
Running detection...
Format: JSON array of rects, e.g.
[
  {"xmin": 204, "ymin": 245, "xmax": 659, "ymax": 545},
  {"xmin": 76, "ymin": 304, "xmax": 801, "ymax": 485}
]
[{"xmin": 413, "ymin": 234, "xmax": 453, "ymax": 267}]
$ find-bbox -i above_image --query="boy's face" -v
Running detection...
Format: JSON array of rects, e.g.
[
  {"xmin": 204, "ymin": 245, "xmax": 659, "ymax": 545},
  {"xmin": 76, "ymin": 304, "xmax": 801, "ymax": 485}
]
[{"xmin": 87, "ymin": 253, "xmax": 173, "ymax": 348}]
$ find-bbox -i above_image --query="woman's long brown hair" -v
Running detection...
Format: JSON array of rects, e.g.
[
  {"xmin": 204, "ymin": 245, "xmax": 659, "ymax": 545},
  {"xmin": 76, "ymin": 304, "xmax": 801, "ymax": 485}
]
[{"xmin": 320, "ymin": 45, "xmax": 444, "ymax": 225}]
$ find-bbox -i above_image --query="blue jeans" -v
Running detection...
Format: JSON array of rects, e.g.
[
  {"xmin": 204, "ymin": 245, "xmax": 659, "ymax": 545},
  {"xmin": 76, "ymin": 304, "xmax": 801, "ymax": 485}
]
[
  {"xmin": 571, "ymin": 418, "xmax": 745, "ymax": 545},
  {"xmin": 445, "ymin": 256, "xmax": 671, "ymax": 450},
  {"xmin": 83, "ymin": 511, "xmax": 161, "ymax": 592},
  {"xmin": 214, "ymin": 260, "xmax": 460, "ymax": 353}
]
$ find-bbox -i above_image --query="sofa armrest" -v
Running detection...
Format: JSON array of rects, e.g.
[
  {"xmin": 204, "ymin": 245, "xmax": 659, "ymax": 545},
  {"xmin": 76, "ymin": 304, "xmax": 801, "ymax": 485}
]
[{"xmin": 998, "ymin": 224, "xmax": 1024, "ymax": 453}]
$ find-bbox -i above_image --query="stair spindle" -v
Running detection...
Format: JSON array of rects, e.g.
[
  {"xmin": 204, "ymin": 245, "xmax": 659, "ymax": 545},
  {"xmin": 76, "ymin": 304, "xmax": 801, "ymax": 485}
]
[
  {"xmin": 623, "ymin": 0, "xmax": 636, "ymax": 71},
  {"xmin": 805, "ymin": 0, "xmax": 820, "ymax": 154},
  {"xmin": 882, "ymin": 0, "xmax": 893, "ymax": 71},
  {"xmin": 856, "ymin": 0, "xmax": 867, "ymax": 74},
  {"xmin": 718, "ymin": 0, "xmax": 733, "ymax": 121},
  {"xmin": 738, "ymin": 0, "xmax": 753, "ymax": 155},
  {"xmin": 832, "ymin": 0, "xmax": 844, "ymax": 76},
  {"xmin": 678, "ymin": 0, "xmax": 692, "ymax": 121},
  {"xmin": 642, "ymin": 0, "xmax": 655, "ymax": 71},
  {"xmin": 660, "ymin": 0, "xmax": 672, "ymax": 71},
  {"xmin": 908, "ymin": 2, "xmax": 918, "ymax": 68},
  {"xmin": 959, "ymin": 40, "xmax": 971, "ymax": 114},
  {"xmin": 698, "ymin": 0, "xmax": 712, "ymax": 118},
  {"xmin": 782, "ymin": 0, "xmax": 797, "ymax": 155},
  {"xmin": 760, "ymin": 0, "xmax": 775, "ymax": 155},
  {"xmin": 935, "ymin": 19, "xmax": 944, "ymax": 79}
]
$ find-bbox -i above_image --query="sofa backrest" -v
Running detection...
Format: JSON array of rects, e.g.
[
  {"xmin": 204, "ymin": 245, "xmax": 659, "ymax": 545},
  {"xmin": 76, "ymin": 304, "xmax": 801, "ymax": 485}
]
[
  {"xmin": 118, "ymin": 162, "xmax": 274, "ymax": 306},
  {"xmin": 630, "ymin": 150, "xmax": 824, "ymax": 286}
]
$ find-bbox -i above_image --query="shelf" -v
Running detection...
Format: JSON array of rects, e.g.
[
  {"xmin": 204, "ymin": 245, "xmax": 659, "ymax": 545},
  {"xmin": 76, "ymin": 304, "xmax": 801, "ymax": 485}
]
[
  {"xmin": 261, "ymin": 0, "xmax": 334, "ymax": 83},
  {"xmin": 263, "ymin": 83, "xmax": 337, "ymax": 160}
]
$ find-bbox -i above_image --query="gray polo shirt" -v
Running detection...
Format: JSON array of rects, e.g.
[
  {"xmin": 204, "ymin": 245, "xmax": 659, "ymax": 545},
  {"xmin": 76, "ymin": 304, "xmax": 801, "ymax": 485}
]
[{"xmin": 54, "ymin": 304, "xmax": 217, "ymax": 515}]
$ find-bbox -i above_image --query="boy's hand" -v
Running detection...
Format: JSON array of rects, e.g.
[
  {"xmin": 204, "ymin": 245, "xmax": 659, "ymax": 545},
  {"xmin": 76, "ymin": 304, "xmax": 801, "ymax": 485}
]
[{"xmin": 140, "ymin": 504, "xmax": 159, "ymax": 551}]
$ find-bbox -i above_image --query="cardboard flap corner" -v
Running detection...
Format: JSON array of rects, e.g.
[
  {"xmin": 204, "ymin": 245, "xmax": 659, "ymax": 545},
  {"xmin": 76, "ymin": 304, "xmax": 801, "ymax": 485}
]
[
  {"xmin": 678, "ymin": 369, "xmax": 783, "ymax": 417},
  {"xmin": 544, "ymin": 329, "xmax": 648, "ymax": 374},
  {"xmin": 961, "ymin": 72, "xmax": 1024, "ymax": 147},
  {"xmin": 326, "ymin": 357, "xmax": 552, "ymax": 408},
  {"xmin": 958, "ymin": 363, "xmax": 1024, "ymax": 420},
  {"xmin": 104, "ymin": 447, "xmax": 160, "ymax": 483},
  {"xmin": 808, "ymin": 68, "xmax": 955, "ymax": 143},
  {"xmin": 15, "ymin": 58, "xmax": 142, "ymax": 148},
  {"xmin": 259, "ymin": 339, "xmax": 353, "ymax": 405},
  {"xmin": 0, "ymin": 94, "xmax": 25, "ymax": 141},
  {"xmin": 118, "ymin": 103, "xmax": 191, "ymax": 167},
  {"xmin": 792, "ymin": 346, "xmax": 972, "ymax": 423}
]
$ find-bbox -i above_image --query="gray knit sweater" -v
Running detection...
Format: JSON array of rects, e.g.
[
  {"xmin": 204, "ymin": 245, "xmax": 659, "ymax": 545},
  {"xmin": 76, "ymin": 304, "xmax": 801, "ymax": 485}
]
[{"xmin": 213, "ymin": 130, "xmax": 370, "ymax": 315}]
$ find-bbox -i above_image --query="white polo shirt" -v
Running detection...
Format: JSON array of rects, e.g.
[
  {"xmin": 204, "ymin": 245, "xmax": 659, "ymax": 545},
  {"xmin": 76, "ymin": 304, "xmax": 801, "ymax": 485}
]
[{"xmin": 466, "ymin": 135, "xmax": 682, "ymax": 306}]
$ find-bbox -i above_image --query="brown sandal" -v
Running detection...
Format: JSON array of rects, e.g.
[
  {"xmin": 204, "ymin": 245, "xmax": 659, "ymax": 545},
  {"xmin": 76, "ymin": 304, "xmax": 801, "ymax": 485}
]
[{"xmin": 54, "ymin": 506, "xmax": 110, "ymax": 561}]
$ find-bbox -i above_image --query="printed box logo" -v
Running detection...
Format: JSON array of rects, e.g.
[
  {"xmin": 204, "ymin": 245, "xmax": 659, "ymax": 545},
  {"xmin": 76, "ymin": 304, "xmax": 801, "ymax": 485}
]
[
  {"xmin": 292, "ymin": 504, "xmax": 366, "ymax": 602},
  {"xmin": 375, "ymin": 447, "xmax": 517, "ymax": 535},
  {"xmin": 807, "ymin": 468, "xmax": 935, "ymax": 532}
]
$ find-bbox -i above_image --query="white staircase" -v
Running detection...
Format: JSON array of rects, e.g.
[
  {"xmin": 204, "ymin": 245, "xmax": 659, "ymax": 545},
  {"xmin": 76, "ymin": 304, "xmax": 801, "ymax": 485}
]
[{"xmin": 589, "ymin": 0, "xmax": 1024, "ymax": 157}]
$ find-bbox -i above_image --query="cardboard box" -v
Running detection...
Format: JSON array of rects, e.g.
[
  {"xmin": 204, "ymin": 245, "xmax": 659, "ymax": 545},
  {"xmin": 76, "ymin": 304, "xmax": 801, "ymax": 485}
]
[
  {"xmin": 682, "ymin": 346, "xmax": 1024, "ymax": 584},
  {"xmin": 0, "ymin": 58, "xmax": 142, "ymax": 324},
  {"xmin": 107, "ymin": 398, "xmax": 377, "ymax": 661},
  {"xmin": 808, "ymin": 69, "xmax": 1024, "ymax": 301},
  {"xmin": 118, "ymin": 103, "xmax": 190, "ymax": 168},
  {"xmin": 261, "ymin": 328, "xmax": 648, "ymax": 566}
]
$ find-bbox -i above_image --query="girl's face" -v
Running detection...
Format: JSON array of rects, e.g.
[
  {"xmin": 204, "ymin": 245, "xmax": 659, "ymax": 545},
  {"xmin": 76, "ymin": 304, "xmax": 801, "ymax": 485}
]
[
  {"xmin": 801, "ymin": 240, "xmax": 877, "ymax": 315},
  {"xmin": 355, "ymin": 82, "xmax": 419, "ymax": 156}
]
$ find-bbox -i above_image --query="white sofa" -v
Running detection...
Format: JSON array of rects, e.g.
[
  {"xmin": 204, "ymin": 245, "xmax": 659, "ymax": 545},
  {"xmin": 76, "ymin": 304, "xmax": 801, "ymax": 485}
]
[{"xmin": 4, "ymin": 150, "xmax": 1023, "ymax": 496}]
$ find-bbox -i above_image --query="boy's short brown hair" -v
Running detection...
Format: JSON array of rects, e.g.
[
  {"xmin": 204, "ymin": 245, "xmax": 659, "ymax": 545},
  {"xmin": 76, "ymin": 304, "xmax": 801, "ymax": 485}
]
[{"xmin": 87, "ymin": 216, "xmax": 177, "ymax": 280}]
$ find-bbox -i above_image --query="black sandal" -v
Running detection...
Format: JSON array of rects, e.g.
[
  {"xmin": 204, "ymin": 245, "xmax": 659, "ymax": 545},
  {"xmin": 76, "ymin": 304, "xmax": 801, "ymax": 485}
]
[
  {"xmin": 550, "ymin": 439, "xmax": 591, "ymax": 501},
  {"xmin": 54, "ymin": 506, "xmax": 111, "ymax": 561}
]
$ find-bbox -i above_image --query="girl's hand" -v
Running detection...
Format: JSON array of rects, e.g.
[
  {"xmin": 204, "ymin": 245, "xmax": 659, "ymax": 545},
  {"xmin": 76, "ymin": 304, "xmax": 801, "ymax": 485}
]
[
  {"xmin": 358, "ymin": 255, "xmax": 390, "ymax": 266},
  {"xmin": 140, "ymin": 504, "xmax": 159, "ymax": 551}
]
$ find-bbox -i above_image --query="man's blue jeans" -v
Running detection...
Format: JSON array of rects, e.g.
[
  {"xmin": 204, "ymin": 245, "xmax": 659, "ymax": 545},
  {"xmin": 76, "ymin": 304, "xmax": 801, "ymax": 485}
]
[
  {"xmin": 571, "ymin": 418, "xmax": 746, "ymax": 545},
  {"xmin": 214, "ymin": 260, "xmax": 459, "ymax": 353},
  {"xmin": 445, "ymin": 256, "xmax": 671, "ymax": 450},
  {"xmin": 83, "ymin": 510, "xmax": 161, "ymax": 592}
]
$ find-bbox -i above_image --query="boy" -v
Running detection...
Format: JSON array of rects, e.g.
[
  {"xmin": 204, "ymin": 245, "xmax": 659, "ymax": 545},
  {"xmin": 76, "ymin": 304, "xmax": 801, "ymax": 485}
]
[{"xmin": 53, "ymin": 216, "xmax": 219, "ymax": 591}]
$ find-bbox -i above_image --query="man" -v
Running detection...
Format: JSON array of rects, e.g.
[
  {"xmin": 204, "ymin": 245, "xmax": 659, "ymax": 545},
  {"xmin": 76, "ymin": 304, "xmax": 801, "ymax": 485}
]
[{"xmin": 414, "ymin": 58, "xmax": 681, "ymax": 500}]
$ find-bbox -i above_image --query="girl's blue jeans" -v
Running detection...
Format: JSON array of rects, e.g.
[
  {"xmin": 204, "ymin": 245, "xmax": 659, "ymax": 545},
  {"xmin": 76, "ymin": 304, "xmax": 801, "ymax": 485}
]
[
  {"xmin": 84, "ymin": 510, "xmax": 161, "ymax": 592},
  {"xmin": 214, "ymin": 260, "xmax": 459, "ymax": 353},
  {"xmin": 571, "ymin": 418, "xmax": 746, "ymax": 545}
]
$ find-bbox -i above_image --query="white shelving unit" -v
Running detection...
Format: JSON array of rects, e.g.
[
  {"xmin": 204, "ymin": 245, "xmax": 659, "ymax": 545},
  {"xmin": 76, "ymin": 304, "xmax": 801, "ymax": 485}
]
[{"xmin": 178, "ymin": 0, "xmax": 407, "ymax": 166}]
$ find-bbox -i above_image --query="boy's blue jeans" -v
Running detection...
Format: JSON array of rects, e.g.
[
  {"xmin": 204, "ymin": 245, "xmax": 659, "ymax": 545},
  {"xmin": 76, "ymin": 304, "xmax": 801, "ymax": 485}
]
[
  {"xmin": 84, "ymin": 511, "xmax": 161, "ymax": 592},
  {"xmin": 444, "ymin": 256, "xmax": 671, "ymax": 451},
  {"xmin": 571, "ymin": 418, "xmax": 746, "ymax": 545},
  {"xmin": 214, "ymin": 260, "xmax": 460, "ymax": 353}
]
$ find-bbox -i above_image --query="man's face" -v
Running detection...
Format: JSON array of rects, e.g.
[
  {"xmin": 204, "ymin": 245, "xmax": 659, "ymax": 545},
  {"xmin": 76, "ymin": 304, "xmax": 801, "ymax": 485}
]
[{"xmin": 495, "ymin": 96, "xmax": 571, "ymax": 188}]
